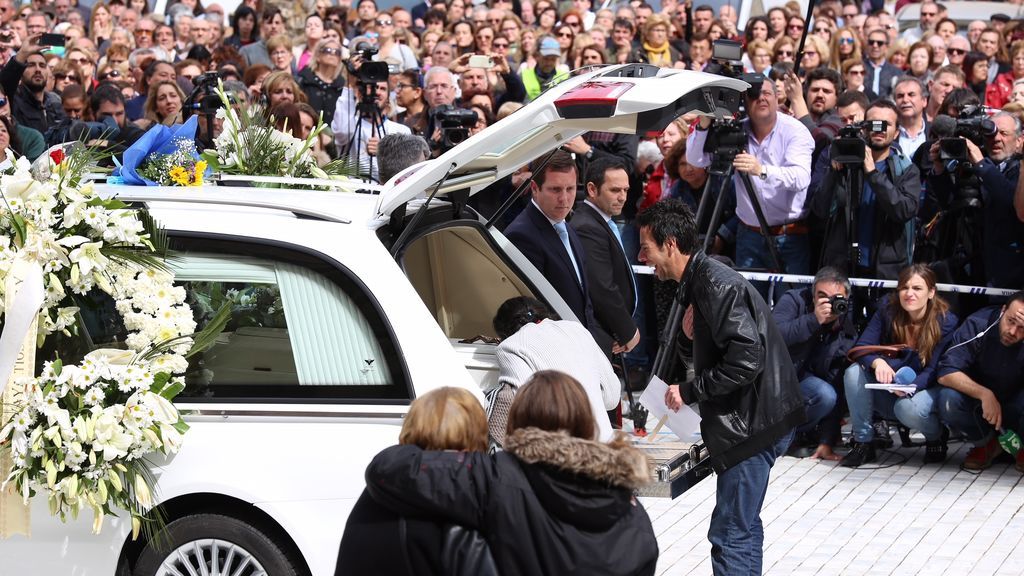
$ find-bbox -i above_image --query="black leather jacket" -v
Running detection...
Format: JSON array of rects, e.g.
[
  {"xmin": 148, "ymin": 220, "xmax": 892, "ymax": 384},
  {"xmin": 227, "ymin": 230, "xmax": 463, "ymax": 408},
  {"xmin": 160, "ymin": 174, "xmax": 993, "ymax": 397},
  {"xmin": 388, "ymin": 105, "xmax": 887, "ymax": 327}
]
[{"xmin": 676, "ymin": 252, "xmax": 805, "ymax": 473}]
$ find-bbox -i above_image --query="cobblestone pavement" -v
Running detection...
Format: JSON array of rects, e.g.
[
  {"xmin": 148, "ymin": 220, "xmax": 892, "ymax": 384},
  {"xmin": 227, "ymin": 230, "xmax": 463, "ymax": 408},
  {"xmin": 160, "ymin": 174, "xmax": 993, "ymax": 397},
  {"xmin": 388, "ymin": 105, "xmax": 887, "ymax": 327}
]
[{"xmin": 640, "ymin": 438, "xmax": 1024, "ymax": 575}]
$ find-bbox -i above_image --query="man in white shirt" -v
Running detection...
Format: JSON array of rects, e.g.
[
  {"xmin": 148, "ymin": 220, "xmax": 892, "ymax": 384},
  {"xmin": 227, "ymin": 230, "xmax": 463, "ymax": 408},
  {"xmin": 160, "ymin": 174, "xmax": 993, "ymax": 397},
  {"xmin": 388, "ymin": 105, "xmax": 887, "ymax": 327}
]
[{"xmin": 332, "ymin": 79, "xmax": 411, "ymax": 182}]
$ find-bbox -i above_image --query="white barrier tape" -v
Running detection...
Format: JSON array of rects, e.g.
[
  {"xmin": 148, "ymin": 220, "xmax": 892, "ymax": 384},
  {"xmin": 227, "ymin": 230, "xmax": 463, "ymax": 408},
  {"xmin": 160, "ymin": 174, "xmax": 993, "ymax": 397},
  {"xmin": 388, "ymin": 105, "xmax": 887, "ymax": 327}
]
[{"xmin": 631, "ymin": 266, "xmax": 1018, "ymax": 297}]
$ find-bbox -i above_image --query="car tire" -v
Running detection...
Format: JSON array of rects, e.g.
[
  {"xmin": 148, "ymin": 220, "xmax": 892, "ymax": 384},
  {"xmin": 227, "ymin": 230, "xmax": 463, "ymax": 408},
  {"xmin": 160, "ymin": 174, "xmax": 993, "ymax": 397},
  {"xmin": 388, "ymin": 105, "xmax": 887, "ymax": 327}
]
[{"xmin": 133, "ymin": 513, "xmax": 300, "ymax": 576}]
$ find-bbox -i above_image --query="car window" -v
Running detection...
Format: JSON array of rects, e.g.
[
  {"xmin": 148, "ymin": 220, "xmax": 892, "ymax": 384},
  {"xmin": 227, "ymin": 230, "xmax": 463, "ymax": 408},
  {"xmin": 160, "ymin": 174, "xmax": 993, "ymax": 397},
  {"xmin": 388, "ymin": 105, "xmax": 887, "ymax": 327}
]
[{"xmin": 42, "ymin": 245, "xmax": 410, "ymax": 402}]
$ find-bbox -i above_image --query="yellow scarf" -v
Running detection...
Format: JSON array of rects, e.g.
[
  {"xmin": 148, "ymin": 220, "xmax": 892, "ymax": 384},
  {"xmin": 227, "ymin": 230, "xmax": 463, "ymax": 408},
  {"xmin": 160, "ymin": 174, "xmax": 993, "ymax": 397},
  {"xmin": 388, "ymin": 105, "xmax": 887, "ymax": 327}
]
[{"xmin": 643, "ymin": 41, "xmax": 672, "ymax": 67}]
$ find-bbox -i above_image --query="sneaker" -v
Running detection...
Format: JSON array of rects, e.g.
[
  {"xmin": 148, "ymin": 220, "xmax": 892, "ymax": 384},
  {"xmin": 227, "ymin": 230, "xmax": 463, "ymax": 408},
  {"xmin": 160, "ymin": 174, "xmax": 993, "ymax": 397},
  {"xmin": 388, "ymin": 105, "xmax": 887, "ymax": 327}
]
[
  {"xmin": 963, "ymin": 436, "xmax": 1002, "ymax": 470},
  {"xmin": 840, "ymin": 442, "xmax": 877, "ymax": 468},
  {"xmin": 924, "ymin": 428, "xmax": 949, "ymax": 464},
  {"xmin": 872, "ymin": 421, "xmax": 894, "ymax": 449},
  {"xmin": 1016, "ymin": 449, "xmax": 1024, "ymax": 473}
]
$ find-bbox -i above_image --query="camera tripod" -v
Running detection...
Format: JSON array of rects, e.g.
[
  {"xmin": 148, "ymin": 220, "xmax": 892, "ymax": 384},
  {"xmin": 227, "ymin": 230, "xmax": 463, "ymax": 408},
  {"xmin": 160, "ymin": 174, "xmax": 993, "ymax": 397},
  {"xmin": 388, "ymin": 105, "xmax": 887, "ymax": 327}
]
[
  {"xmin": 818, "ymin": 162, "xmax": 865, "ymax": 281},
  {"xmin": 342, "ymin": 82, "xmax": 389, "ymax": 182}
]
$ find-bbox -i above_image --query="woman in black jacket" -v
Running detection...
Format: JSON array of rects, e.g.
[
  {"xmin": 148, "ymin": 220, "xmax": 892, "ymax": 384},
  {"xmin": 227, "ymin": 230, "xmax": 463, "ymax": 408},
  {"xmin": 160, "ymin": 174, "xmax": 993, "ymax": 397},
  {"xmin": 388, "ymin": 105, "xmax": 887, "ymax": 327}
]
[
  {"xmin": 366, "ymin": 370, "xmax": 659, "ymax": 576},
  {"xmin": 297, "ymin": 37, "xmax": 346, "ymax": 127},
  {"xmin": 336, "ymin": 386, "xmax": 495, "ymax": 576}
]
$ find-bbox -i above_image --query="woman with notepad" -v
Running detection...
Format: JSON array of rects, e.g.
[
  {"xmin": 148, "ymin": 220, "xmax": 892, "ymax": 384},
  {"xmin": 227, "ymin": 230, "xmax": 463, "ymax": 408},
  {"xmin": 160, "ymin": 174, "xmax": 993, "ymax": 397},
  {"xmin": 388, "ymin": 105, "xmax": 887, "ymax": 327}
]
[{"xmin": 841, "ymin": 264, "xmax": 959, "ymax": 468}]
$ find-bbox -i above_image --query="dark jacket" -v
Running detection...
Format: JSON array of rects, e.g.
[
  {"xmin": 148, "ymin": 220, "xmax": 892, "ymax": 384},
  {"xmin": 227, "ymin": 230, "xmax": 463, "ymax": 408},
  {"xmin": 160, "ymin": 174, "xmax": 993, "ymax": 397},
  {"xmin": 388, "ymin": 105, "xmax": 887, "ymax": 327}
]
[
  {"xmin": 365, "ymin": 428, "xmax": 659, "ymax": 576},
  {"xmin": 855, "ymin": 302, "xmax": 959, "ymax": 391},
  {"xmin": 938, "ymin": 306, "xmax": 1024, "ymax": 403},
  {"xmin": 0, "ymin": 58, "xmax": 65, "ymax": 136},
  {"xmin": 571, "ymin": 202, "xmax": 637, "ymax": 345},
  {"xmin": 505, "ymin": 202, "xmax": 606, "ymax": 348},
  {"xmin": 772, "ymin": 286, "xmax": 858, "ymax": 383},
  {"xmin": 296, "ymin": 66, "xmax": 346, "ymax": 127},
  {"xmin": 810, "ymin": 147, "xmax": 920, "ymax": 279},
  {"xmin": 927, "ymin": 156, "xmax": 1024, "ymax": 289},
  {"xmin": 862, "ymin": 58, "xmax": 901, "ymax": 99},
  {"xmin": 675, "ymin": 251, "xmax": 805, "ymax": 472}
]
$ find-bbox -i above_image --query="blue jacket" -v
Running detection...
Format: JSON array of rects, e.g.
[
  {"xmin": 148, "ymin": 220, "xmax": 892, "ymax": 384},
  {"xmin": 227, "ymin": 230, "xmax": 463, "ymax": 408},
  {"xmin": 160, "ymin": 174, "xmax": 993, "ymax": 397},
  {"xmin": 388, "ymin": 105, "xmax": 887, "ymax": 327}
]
[
  {"xmin": 772, "ymin": 287, "xmax": 858, "ymax": 383},
  {"xmin": 937, "ymin": 306, "xmax": 1024, "ymax": 402},
  {"xmin": 855, "ymin": 303, "xmax": 959, "ymax": 390}
]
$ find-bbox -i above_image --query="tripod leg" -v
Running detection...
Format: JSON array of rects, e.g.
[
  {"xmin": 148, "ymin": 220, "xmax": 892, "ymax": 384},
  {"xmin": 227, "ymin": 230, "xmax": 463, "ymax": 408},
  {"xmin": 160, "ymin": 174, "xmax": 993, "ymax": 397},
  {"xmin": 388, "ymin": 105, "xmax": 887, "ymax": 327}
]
[
  {"xmin": 738, "ymin": 171, "xmax": 785, "ymax": 273},
  {"xmin": 701, "ymin": 174, "xmax": 732, "ymax": 254}
]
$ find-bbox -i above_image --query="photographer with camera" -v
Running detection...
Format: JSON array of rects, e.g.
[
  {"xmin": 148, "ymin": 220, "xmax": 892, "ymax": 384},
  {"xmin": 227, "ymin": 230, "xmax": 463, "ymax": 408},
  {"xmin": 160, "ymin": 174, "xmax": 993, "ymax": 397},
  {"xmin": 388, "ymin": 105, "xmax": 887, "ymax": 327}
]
[
  {"xmin": 810, "ymin": 99, "xmax": 919, "ymax": 281},
  {"xmin": 686, "ymin": 77, "xmax": 815, "ymax": 278},
  {"xmin": 927, "ymin": 110, "xmax": 1023, "ymax": 289},
  {"xmin": 772, "ymin": 266, "xmax": 858, "ymax": 460}
]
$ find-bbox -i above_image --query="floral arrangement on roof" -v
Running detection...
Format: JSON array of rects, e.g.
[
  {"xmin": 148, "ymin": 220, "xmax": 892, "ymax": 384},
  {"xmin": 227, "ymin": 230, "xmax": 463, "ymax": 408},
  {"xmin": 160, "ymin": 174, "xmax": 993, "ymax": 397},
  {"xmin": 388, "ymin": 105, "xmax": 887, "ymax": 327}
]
[
  {"xmin": 115, "ymin": 115, "xmax": 213, "ymax": 187},
  {"xmin": 0, "ymin": 144, "xmax": 223, "ymax": 539},
  {"xmin": 202, "ymin": 80, "xmax": 350, "ymax": 183},
  {"xmin": 137, "ymin": 137, "xmax": 208, "ymax": 187}
]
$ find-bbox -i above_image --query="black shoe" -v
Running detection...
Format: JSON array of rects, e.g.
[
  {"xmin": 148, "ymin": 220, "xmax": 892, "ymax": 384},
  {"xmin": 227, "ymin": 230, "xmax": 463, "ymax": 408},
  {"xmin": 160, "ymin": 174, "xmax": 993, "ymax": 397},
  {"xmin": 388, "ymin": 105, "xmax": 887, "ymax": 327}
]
[
  {"xmin": 924, "ymin": 428, "xmax": 949, "ymax": 464},
  {"xmin": 786, "ymin": 432, "xmax": 816, "ymax": 458},
  {"xmin": 872, "ymin": 421, "xmax": 894, "ymax": 449},
  {"xmin": 841, "ymin": 442, "xmax": 877, "ymax": 467}
]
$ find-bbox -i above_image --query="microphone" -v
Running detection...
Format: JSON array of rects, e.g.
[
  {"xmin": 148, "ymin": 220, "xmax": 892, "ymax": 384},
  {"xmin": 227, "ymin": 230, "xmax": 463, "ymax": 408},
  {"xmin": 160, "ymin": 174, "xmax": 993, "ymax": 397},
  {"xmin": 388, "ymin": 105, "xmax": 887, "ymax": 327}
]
[
  {"xmin": 929, "ymin": 114, "xmax": 956, "ymax": 139},
  {"xmin": 894, "ymin": 366, "xmax": 917, "ymax": 386}
]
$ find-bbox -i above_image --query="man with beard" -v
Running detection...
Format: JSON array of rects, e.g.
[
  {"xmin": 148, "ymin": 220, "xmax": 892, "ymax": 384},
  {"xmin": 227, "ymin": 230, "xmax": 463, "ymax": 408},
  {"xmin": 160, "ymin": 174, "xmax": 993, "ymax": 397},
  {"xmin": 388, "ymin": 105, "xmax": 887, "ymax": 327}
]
[
  {"xmin": 785, "ymin": 67, "xmax": 843, "ymax": 167},
  {"xmin": 0, "ymin": 33, "xmax": 63, "ymax": 135},
  {"xmin": 810, "ymin": 99, "xmax": 919, "ymax": 279},
  {"xmin": 893, "ymin": 76, "xmax": 928, "ymax": 157}
]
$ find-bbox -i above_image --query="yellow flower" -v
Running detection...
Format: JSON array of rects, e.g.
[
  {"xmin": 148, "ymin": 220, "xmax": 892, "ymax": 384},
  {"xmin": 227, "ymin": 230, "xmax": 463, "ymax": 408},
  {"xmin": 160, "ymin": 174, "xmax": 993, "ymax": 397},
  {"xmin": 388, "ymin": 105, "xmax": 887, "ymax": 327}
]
[
  {"xmin": 168, "ymin": 166, "xmax": 190, "ymax": 186},
  {"xmin": 193, "ymin": 160, "xmax": 207, "ymax": 186}
]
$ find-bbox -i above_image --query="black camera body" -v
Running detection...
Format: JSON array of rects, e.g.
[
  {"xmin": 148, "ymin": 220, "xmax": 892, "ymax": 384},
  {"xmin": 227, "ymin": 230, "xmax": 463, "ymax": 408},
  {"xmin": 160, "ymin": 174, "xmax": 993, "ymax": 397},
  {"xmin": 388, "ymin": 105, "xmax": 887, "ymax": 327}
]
[
  {"xmin": 432, "ymin": 105, "xmax": 478, "ymax": 150},
  {"xmin": 939, "ymin": 105, "xmax": 996, "ymax": 163},
  {"xmin": 184, "ymin": 72, "xmax": 223, "ymax": 118},
  {"xmin": 349, "ymin": 42, "xmax": 390, "ymax": 85},
  {"xmin": 828, "ymin": 294, "xmax": 849, "ymax": 316},
  {"xmin": 830, "ymin": 120, "xmax": 888, "ymax": 166}
]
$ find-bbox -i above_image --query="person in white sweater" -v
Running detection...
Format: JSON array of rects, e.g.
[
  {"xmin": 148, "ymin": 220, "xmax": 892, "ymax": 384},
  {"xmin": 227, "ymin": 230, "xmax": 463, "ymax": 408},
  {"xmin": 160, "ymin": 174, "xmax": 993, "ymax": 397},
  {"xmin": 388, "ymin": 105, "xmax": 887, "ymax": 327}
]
[{"xmin": 487, "ymin": 297, "xmax": 621, "ymax": 447}]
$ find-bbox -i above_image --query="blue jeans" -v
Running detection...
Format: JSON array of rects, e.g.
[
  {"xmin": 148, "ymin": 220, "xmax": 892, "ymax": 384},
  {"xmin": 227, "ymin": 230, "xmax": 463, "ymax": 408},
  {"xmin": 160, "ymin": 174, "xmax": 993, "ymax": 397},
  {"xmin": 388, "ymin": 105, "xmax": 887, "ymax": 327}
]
[
  {"xmin": 709, "ymin": 429, "xmax": 794, "ymax": 576},
  {"xmin": 844, "ymin": 364, "xmax": 943, "ymax": 443},
  {"xmin": 939, "ymin": 387, "xmax": 1024, "ymax": 444},
  {"xmin": 735, "ymin": 226, "xmax": 810, "ymax": 302},
  {"xmin": 796, "ymin": 375, "xmax": 838, "ymax": 434}
]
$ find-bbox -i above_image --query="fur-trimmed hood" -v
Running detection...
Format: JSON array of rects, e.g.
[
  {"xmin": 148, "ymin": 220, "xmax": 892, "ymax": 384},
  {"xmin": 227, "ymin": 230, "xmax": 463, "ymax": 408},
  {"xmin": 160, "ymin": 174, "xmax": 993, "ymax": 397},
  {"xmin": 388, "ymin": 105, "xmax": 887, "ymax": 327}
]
[{"xmin": 504, "ymin": 427, "xmax": 652, "ymax": 490}]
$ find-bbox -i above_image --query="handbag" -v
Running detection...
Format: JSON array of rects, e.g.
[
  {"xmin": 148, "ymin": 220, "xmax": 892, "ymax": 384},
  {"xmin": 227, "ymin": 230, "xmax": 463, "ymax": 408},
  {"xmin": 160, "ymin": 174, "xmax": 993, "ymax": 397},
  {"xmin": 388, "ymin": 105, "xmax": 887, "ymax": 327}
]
[{"xmin": 846, "ymin": 344, "xmax": 911, "ymax": 362}]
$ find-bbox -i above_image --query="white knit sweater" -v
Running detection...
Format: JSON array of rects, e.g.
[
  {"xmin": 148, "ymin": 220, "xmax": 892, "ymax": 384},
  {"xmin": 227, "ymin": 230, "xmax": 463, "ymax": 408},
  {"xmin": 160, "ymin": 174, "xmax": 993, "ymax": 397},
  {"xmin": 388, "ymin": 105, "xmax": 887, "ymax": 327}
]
[{"xmin": 495, "ymin": 319, "xmax": 621, "ymax": 441}]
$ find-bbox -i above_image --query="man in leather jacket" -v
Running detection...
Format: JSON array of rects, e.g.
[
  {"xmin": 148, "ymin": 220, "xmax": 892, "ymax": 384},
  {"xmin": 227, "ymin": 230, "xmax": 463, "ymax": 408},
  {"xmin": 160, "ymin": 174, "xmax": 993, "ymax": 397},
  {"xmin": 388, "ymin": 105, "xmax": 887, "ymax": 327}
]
[{"xmin": 636, "ymin": 199, "xmax": 804, "ymax": 576}]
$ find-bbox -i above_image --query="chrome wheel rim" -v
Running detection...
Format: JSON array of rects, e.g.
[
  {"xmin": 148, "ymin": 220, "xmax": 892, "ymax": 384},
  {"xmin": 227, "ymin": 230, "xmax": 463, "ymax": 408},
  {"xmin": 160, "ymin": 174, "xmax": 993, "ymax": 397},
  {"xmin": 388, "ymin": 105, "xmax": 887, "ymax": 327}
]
[{"xmin": 156, "ymin": 538, "xmax": 267, "ymax": 576}]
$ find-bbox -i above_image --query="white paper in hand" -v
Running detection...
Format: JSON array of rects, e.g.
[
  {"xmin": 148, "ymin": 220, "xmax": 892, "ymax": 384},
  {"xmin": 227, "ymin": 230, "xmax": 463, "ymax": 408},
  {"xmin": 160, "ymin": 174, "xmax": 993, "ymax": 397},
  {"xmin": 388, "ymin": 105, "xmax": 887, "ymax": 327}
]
[{"xmin": 638, "ymin": 375, "xmax": 702, "ymax": 442}]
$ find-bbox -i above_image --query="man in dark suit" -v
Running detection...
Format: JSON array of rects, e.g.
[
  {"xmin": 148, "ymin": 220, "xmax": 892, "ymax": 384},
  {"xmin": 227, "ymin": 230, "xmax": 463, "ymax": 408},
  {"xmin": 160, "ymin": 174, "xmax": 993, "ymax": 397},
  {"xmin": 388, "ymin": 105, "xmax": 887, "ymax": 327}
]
[
  {"xmin": 504, "ymin": 149, "xmax": 604, "ymax": 349},
  {"xmin": 572, "ymin": 158, "xmax": 640, "ymax": 355}
]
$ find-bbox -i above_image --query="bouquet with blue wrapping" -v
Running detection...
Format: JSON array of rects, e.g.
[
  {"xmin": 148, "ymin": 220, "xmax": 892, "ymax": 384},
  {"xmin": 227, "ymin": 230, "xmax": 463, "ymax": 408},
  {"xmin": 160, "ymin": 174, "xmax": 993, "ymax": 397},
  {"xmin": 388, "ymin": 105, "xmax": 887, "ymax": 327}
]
[{"xmin": 115, "ymin": 116, "xmax": 210, "ymax": 186}]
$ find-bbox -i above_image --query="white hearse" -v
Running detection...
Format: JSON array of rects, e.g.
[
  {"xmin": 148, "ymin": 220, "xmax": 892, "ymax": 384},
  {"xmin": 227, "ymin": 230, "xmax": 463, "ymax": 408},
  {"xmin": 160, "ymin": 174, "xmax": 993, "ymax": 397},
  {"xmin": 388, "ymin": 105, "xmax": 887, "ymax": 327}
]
[{"xmin": 0, "ymin": 64, "xmax": 747, "ymax": 576}]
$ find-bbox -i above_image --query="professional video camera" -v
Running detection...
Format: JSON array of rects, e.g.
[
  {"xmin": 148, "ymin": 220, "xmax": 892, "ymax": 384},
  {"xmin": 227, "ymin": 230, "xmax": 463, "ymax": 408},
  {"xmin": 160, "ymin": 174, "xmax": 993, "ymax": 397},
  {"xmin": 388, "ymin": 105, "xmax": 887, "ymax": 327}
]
[
  {"xmin": 348, "ymin": 41, "xmax": 389, "ymax": 85},
  {"xmin": 830, "ymin": 119, "xmax": 889, "ymax": 165},
  {"xmin": 701, "ymin": 40, "xmax": 766, "ymax": 174},
  {"xmin": 431, "ymin": 105, "xmax": 478, "ymax": 151},
  {"xmin": 938, "ymin": 105, "xmax": 996, "ymax": 163},
  {"xmin": 183, "ymin": 72, "xmax": 224, "ymax": 148}
]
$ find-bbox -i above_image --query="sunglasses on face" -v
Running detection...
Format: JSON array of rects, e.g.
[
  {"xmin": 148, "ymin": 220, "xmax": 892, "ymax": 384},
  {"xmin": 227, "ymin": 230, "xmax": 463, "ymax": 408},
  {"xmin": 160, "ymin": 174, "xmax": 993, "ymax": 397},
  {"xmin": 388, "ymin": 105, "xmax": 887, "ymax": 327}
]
[
  {"xmin": 848, "ymin": 69, "xmax": 865, "ymax": 75},
  {"xmin": 376, "ymin": 19, "xmax": 392, "ymax": 26},
  {"xmin": 788, "ymin": 24, "xmax": 803, "ymax": 30},
  {"xmin": 814, "ymin": 27, "xmax": 829, "ymax": 33},
  {"xmin": 55, "ymin": 72, "xmax": 80, "ymax": 81},
  {"xmin": 778, "ymin": 50, "xmax": 792, "ymax": 56},
  {"xmin": 867, "ymin": 39, "xmax": 887, "ymax": 46},
  {"xmin": 320, "ymin": 46, "xmax": 341, "ymax": 55},
  {"xmin": 839, "ymin": 37, "xmax": 855, "ymax": 44},
  {"xmin": 493, "ymin": 42, "xmax": 508, "ymax": 48},
  {"xmin": 100, "ymin": 70, "xmax": 121, "ymax": 79},
  {"xmin": 558, "ymin": 31, "xmax": 572, "ymax": 37},
  {"xmin": 948, "ymin": 48, "xmax": 965, "ymax": 55}
]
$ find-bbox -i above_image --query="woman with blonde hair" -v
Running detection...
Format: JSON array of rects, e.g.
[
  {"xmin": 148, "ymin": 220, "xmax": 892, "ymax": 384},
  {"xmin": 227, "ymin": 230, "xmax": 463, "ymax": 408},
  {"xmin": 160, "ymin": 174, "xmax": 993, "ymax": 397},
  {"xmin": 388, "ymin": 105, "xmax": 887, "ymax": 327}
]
[
  {"xmin": 90, "ymin": 2, "xmax": 114, "ymax": 45},
  {"xmin": 634, "ymin": 14, "xmax": 681, "ymax": 67},
  {"xmin": 261, "ymin": 70, "xmax": 308, "ymax": 108},
  {"xmin": 829, "ymin": 26, "xmax": 861, "ymax": 70},
  {"xmin": 297, "ymin": 38, "xmax": 345, "ymax": 126},
  {"xmin": 799, "ymin": 34, "xmax": 828, "ymax": 76},
  {"xmin": 139, "ymin": 79, "xmax": 185, "ymax": 128},
  {"xmin": 365, "ymin": 372, "xmax": 659, "ymax": 575},
  {"xmin": 842, "ymin": 264, "xmax": 959, "ymax": 468},
  {"xmin": 337, "ymin": 387, "xmax": 494, "ymax": 576}
]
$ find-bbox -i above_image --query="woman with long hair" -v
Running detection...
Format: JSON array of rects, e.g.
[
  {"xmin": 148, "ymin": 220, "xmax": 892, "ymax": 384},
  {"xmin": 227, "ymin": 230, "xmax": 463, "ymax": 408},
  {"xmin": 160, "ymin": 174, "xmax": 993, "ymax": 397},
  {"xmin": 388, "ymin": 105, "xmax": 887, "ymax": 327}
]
[
  {"xmin": 449, "ymin": 19, "xmax": 476, "ymax": 56},
  {"xmin": 337, "ymin": 387, "xmax": 494, "ymax": 576},
  {"xmin": 744, "ymin": 15, "xmax": 768, "ymax": 46},
  {"xmin": 90, "ymin": 2, "xmax": 114, "ymax": 45},
  {"xmin": 140, "ymin": 80, "xmax": 185, "ymax": 128},
  {"xmin": 771, "ymin": 35, "xmax": 796, "ymax": 65},
  {"xmin": 799, "ymin": 35, "xmax": 828, "ymax": 77},
  {"xmin": 224, "ymin": 4, "xmax": 259, "ymax": 48},
  {"xmin": 842, "ymin": 264, "xmax": 959, "ymax": 467},
  {"xmin": 829, "ymin": 26, "xmax": 861, "ymax": 70},
  {"xmin": 364, "ymin": 372, "xmax": 659, "ymax": 575},
  {"xmin": 374, "ymin": 12, "xmax": 418, "ymax": 71},
  {"xmin": 297, "ymin": 38, "xmax": 346, "ymax": 126},
  {"xmin": 261, "ymin": 71, "xmax": 308, "ymax": 108}
]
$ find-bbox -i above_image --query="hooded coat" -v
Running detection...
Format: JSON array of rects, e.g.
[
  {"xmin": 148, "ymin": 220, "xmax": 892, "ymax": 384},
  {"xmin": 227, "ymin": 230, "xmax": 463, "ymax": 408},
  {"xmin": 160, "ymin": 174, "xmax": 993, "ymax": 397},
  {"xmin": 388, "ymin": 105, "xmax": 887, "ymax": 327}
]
[{"xmin": 365, "ymin": 428, "xmax": 659, "ymax": 576}]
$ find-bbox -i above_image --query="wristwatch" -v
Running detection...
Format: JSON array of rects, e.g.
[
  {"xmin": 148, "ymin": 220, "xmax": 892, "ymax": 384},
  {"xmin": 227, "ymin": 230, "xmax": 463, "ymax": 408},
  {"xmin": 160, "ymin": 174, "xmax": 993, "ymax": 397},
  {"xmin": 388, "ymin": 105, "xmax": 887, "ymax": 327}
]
[
  {"xmin": 759, "ymin": 166, "xmax": 768, "ymax": 180},
  {"xmin": 585, "ymin": 148, "xmax": 595, "ymax": 160}
]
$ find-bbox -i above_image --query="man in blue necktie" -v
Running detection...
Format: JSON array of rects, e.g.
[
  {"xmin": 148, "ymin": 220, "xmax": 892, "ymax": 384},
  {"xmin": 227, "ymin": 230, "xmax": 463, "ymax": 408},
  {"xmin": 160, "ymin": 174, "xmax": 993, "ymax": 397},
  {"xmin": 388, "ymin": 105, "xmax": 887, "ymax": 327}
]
[
  {"xmin": 504, "ymin": 149, "xmax": 608, "ymax": 352},
  {"xmin": 572, "ymin": 157, "xmax": 640, "ymax": 356}
]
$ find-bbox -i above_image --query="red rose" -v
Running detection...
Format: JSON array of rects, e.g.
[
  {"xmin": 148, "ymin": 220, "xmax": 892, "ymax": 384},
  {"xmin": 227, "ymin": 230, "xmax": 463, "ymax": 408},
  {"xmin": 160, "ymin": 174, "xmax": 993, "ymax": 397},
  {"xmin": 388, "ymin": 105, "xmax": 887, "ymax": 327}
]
[{"xmin": 49, "ymin": 149, "xmax": 65, "ymax": 165}]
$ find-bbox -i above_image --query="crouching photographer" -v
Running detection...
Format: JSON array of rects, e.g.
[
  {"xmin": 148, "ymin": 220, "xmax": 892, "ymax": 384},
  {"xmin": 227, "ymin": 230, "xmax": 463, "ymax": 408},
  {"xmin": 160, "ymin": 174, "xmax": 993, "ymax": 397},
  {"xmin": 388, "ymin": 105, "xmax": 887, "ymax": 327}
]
[
  {"xmin": 926, "ymin": 110, "xmax": 1023, "ymax": 289},
  {"xmin": 772, "ymin": 266, "xmax": 858, "ymax": 460},
  {"xmin": 809, "ymin": 99, "xmax": 919, "ymax": 281}
]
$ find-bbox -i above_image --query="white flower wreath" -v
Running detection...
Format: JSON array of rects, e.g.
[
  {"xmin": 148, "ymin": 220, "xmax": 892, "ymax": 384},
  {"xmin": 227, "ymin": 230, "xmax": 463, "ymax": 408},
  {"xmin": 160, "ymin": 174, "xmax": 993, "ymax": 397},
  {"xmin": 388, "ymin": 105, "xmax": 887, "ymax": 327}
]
[{"xmin": 0, "ymin": 147, "xmax": 197, "ymax": 537}]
